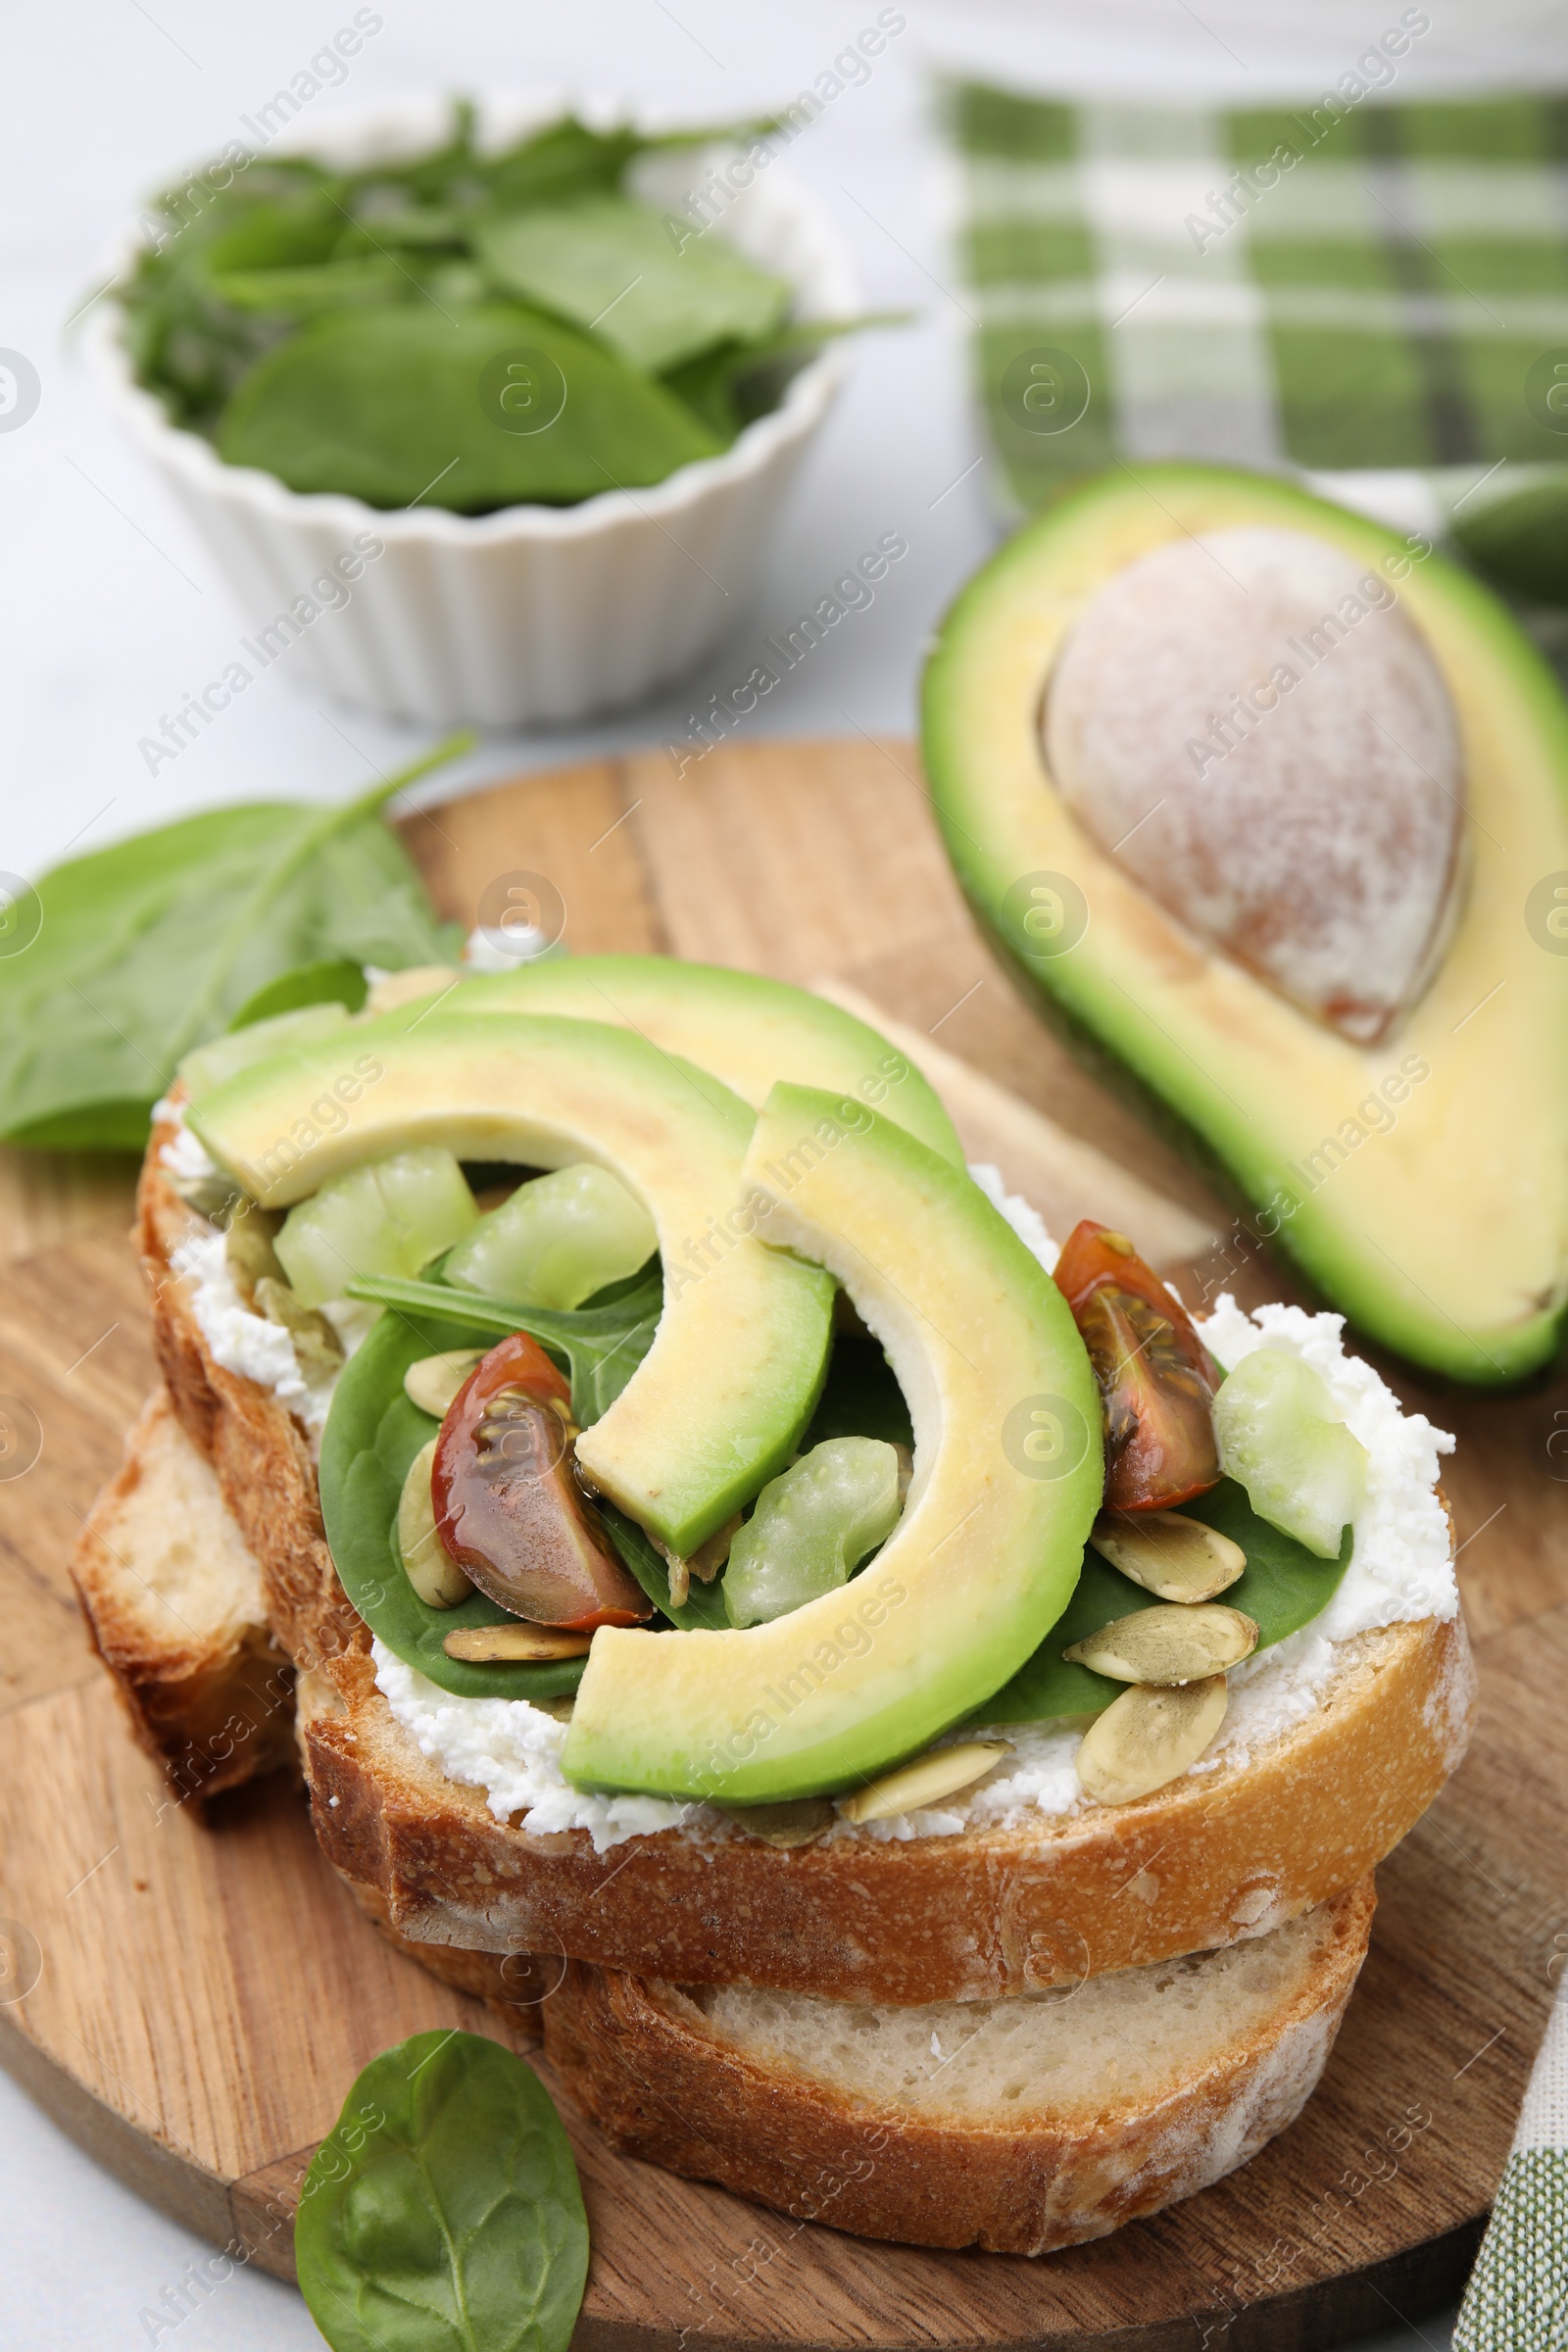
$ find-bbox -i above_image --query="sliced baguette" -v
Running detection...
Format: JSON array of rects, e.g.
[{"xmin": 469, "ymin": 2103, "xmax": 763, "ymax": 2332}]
[
  {"xmin": 70, "ymin": 1389, "xmax": 295, "ymax": 1798},
  {"xmin": 138, "ymin": 1125, "xmax": 1474, "ymax": 2003},
  {"xmin": 545, "ymin": 1880, "xmax": 1376, "ymax": 2256},
  {"xmin": 69, "ymin": 1401, "xmax": 550, "ymax": 2018}
]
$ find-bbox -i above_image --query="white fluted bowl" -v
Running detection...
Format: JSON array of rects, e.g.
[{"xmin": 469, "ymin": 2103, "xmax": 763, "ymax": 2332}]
[{"xmin": 87, "ymin": 93, "xmax": 859, "ymax": 727}]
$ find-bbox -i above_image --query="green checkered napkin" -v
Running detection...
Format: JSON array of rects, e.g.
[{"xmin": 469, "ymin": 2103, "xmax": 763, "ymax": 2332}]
[
  {"xmin": 1453, "ymin": 1979, "xmax": 1568, "ymax": 2350},
  {"xmin": 943, "ymin": 81, "xmax": 1568, "ymax": 604}
]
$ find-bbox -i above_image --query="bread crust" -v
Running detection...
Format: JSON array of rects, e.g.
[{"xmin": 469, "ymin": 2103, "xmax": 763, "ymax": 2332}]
[
  {"xmin": 71, "ymin": 1390, "xmax": 297, "ymax": 1799},
  {"xmin": 543, "ymin": 1881, "xmax": 1376, "ymax": 2257},
  {"xmin": 300, "ymin": 1611, "xmax": 1465, "ymax": 2001},
  {"xmin": 138, "ymin": 1128, "xmax": 1475, "ymax": 2004}
]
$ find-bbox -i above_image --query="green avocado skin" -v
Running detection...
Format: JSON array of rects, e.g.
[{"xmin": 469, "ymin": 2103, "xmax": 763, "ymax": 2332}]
[{"xmin": 920, "ymin": 461, "xmax": 1568, "ymax": 1392}]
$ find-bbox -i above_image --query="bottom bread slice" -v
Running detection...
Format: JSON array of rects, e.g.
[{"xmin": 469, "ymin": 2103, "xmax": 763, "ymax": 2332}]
[{"xmin": 544, "ymin": 1880, "xmax": 1375, "ymax": 2257}]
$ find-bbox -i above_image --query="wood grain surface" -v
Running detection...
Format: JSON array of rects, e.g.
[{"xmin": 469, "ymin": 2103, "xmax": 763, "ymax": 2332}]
[{"xmin": 0, "ymin": 739, "xmax": 1563, "ymax": 2350}]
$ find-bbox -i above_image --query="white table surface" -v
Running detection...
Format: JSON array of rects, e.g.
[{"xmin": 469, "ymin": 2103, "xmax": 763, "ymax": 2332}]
[{"xmin": 8, "ymin": 0, "xmax": 1555, "ymax": 2339}]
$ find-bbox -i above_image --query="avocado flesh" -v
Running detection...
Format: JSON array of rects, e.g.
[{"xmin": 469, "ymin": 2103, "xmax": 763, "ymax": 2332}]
[
  {"xmin": 922, "ymin": 464, "xmax": 1568, "ymax": 1387},
  {"xmin": 442, "ymin": 956, "xmax": 965, "ymax": 1167},
  {"xmin": 187, "ymin": 1013, "xmax": 834, "ymax": 1553},
  {"xmin": 562, "ymin": 1083, "xmax": 1102, "ymax": 1802}
]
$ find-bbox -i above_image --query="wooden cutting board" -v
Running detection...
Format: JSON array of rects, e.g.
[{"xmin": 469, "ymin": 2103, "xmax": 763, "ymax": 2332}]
[{"xmin": 0, "ymin": 739, "xmax": 1564, "ymax": 2351}]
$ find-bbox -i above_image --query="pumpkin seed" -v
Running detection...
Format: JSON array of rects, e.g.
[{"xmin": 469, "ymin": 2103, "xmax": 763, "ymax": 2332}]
[
  {"xmin": 397, "ymin": 1437, "xmax": 472, "ymax": 1608},
  {"xmin": 1063, "ymin": 1601, "xmax": 1257, "ymax": 1686},
  {"xmin": 254, "ymin": 1275, "xmax": 345, "ymax": 1385},
  {"xmin": 1076, "ymin": 1676, "xmax": 1229, "ymax": 1805},
  {"xmin": 224, "ymin": 1205, "xmax": 284, "ymax": 1295},
  {"xmin": 838, "ymin": 1740, "xmax": 1011, "ymax": 1825},
  {"xmin": 442, "ymin": 1623, "xmax": 593, "ymax": 1661},
  {"xmin": 1090, "ymin": 1507, "xmax": 1246, "ymax": 1601},
  {"xmin": 405, "ymin": 1348, "xmax": 485, "ymax": 1418},
  {"xmin": 715, "ymin": 1797, "xmax": 836, "ymax": 1848}
]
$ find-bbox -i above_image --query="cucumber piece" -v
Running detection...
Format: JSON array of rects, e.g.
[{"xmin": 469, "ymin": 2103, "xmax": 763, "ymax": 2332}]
[
  {"xmin": 443, "ymin": 1165, "xmax": 656, "ymax": 1310},
  {"xmin": 724, "ymin": 1437, "xmax": 902, "ymax": 1628},
  {"xmin": 176, "ymin": 1004, "xmax": 351, "ymax": 1102},
  {"xmin": 276, "ymin": 1146, "xmax": 477, "ymax": 1307},
  {"xmin": 1212, "ymin": 1348, "xmax": 1369, "ymax": 1558}
]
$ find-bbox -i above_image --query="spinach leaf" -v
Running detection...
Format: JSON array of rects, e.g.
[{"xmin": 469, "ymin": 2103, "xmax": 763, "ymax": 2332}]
[
  {"xmin": 219, "ymin": 302, "xmax": 722, "ymax": 512},
  {"xmin": 230, "ymin": 957, "xmax": 368, "ymax": 1028},
  {"xmin": 599, "ymin": 1498, "xmax": 730, "ymax": 1632},
  {"xmin": 295, "ymin": 2030, "xmax": 588, "ymax": 2352},
  {"xmin": 979, "ymin": 1482, "xmax": 1357, "ymax": 1725},
  {"xmin": 662, "ymin": 315, "xmax": 906, "ymax": 444},
  {"xmin": 318, "ymin": 1298, "xmax": 588, "ymax": 1702},
  {"xmin": 116, "ymin": 103, "xmax": 830, "ymax": 483},
  {"xmin": 0, "ymin": 740, "xmax": 467, "ymax": 1151},
  {"xmin": 209, "ymin": 257, "xmax": 411, "ymax": 317},
  {"xmin": 801, "ymin": 1333, "xmax": 912, "ymax": 1451},
  {"xmin": 476, "ymin": 195, "xmax": 790, "ymax": 376},
  {"xmin": 344, "ymin": 1264, "xmax": 662, "ymax": 1425}
]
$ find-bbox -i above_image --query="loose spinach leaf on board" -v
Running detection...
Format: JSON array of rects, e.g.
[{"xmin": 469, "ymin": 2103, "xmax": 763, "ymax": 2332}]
[
  {"xmin": 295, "ymin": 2030, "xmax": 589, "ymax": 2352},
  {"xmin": 318, "ymin": 1298, "xmax": 589, "ymax": 1702},
  {"xmin": 475, "ymin": 195, "xmax": 791, "ymax": 376},
  {"xmin": 219, "ymin": 302, "xmax": 723, "ymax": 512},
  {"xmin": 345, "ymin": 1263, "xmax": 663, "ymax": 1426},
  {"xmin": 0, "ymin": 741, "xmax": 466, "ymax": 1152},
  {"xmin": 979, "ymin": 1481, "xmax": 1357, "ymax": 1725}
]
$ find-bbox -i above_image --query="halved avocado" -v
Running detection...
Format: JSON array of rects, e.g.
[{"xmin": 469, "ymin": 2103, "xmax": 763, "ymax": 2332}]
[
  {"xmin": 440, "ymin": 956, "xmax": 964, "ymax": 1166},
  {"xmin": 922, "ymin": 464, "xmax": 1568, "ymax": 1387},
  {"xmin": 562, "ymin": 1083, "xmax": 1102, "ymax": 1802},
  {"xmin": 187, "ymin": 1012, "xmax": 834, "ymax": 1553}
]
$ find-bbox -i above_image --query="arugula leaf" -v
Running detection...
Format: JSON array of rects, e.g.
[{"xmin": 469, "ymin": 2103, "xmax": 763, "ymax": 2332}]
[
  {"xmin": 219, "ymin": 302, "xmax": 723, "ymax": 512},
  {"xmin": 344, "ymin": 1264, "xmax": 662, "ymax": 1425},
  {"xmin": 979, "ymin": 1482, "xmax": 1356, "ymax": 1725},
  {"xmin": 295, "ymin": 2030, "xmax": 588, "ymax": 2352},
  {"xmin": 318, "ymin": 1297, "xmax": 588, "ymax": 1702},
  {"xmin": 476, "ymin": 195, "xmax": 791, "ymax": 376},
  {"xmin": 0, "ymin": 740, "xmax": 466, "ymax": 1151}
]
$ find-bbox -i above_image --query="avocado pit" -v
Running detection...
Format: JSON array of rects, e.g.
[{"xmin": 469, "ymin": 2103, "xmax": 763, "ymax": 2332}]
[{"xmin": 1042, "ymin": 525, "xmax": 1464, "ymax": 1042}]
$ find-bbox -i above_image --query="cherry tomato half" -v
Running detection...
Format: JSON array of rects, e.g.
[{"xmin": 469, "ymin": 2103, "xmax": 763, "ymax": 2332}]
[
  {"xmin": 430, "ymin": 1332, "xmax": 651, "ymax": 1631},
  {"xmin": 1053, "ymin": 1220, "xmax": 1221, "ymax": 1511}
]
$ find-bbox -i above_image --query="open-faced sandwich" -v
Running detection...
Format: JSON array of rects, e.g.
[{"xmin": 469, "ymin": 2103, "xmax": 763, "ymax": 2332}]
[{"xmin": 74, "ymin": 952, "xmax": 1473, "ymax": 2257}]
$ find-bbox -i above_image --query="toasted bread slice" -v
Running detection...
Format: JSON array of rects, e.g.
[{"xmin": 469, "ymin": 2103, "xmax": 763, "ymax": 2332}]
[
  {"xmin": 70, "ymin": 1399, "xmax": 550, "ymax": 2019},
  {"xmin": 70, "ymin": 1389, "xmax": 295, "ymax": 1798},
  {"xmin": 545, "ymin": 1880, "xmax": 1376, "ymax": 2256},
  {"xmin": 298, "ymin": 1615, "xmax": 1462, "ymax": 2002},
  {"xmin": 139, "ymin": 1126, "xmax": 1474, "ymax": 2003}
]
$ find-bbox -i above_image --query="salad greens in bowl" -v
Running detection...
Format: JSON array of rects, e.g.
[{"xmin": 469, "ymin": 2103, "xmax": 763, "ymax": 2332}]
[{"xmin": 87, "ymin": 94, "xmax": 863, "ymax": 726}]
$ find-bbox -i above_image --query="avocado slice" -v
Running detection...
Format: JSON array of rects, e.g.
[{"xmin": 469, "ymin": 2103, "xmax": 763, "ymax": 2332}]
[
  {"xmin": 186, "ymin": 1012, "xmax": 834, "ymax": 1553},
  {"xmin": 562, "ymin": 1083, "xmax": 1102, "ymax": 1803},
  {"xmin": 922, "ymin": 464, "xmax": 1568, "ymax": 1387},
  {"xmin": 439, "ymin": 956, "xmax": 965, "ymax": 1168}
]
